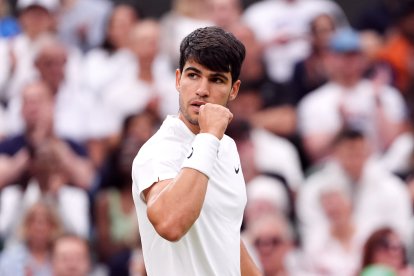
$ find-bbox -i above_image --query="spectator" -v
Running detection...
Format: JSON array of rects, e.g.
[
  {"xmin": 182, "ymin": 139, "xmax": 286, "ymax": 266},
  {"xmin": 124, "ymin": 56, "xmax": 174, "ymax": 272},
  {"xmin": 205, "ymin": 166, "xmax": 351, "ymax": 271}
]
[
  {"xmin": 298, "ymin": 28, "xmax": 408, "ymax": 163},
  {"xmin": 81, "ymin": 3, "xmax": 139, "ymax": 102},
  {"xmin": 229, "ymin": 24, "xmax": 298, "ymax": 139},
  {"xmin": 89, "ymin": 19, "xmax": 175, "ymax": 144},
  {"xmin": 304, "ymin": 187, "xmax": 363, "ymax": 275},
  {"xmin": 51, "ymin": 234, "xmax": 91, "ymax": 276},
  {"xmin": 0, "ymin": 201, "xmax": 62, "ymax": 275},
  {"xmin": 208, "ymin": 0, "xmax": 242, "ymax": 30},
  {"xmin": 296, "ymin": 128, "xmax": 412, "ymax": 253},
  {"xmin": 81, "ymin": 3, "xmax": 139, "ymax": 168},
  {"xmin": 0, "ymin": 80, "xmax": 91, "ymax": 241},
  {"xmin": 242, "ymin": 0, "xmax": 348, "ymax": 84},
  {"xmin": 244, "ymin": 175, "xmax": 292, "ymax": 229},
  {"xmin": 5, "ymin": 34, "xmax": 88, "ymax": 143},
  {"xmin": 0, "ymin": 0, "xmax": 59, "ymax": 103},
  {"xmin": 159, "ymin": 0, "xmax": 213, "ymax": 68},
  {"xmin": 360, "ymin": 227, "xmax": 414, "ymax": 276},
  {"xmin": 57, "ymin": 0, "xmax": 112, "ymax": 52},
  {"xmin": 245, "ymin": 211, "xmax": 296, "ymax": 276},
  {"xmin": 226, "ymin": 119, "xmax": 303, "ymax": 195},
  {"xmin": 0, "ymin": 80, "xmax": 94, "ymax": 190},
  {"xmin": 95, "ymin": 112, "xmax": 157, "ymax": 275},
  {"xmin": 291, "ymin": 13, "xmax": 336, "ymax": 104}
]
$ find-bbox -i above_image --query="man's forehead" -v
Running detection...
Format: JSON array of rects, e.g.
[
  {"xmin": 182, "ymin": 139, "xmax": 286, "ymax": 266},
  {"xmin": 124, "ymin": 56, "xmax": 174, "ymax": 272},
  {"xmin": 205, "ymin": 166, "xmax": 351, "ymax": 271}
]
[{"xmin": 183, "ymin": 60, "xmax": 231, "ymax": 75}]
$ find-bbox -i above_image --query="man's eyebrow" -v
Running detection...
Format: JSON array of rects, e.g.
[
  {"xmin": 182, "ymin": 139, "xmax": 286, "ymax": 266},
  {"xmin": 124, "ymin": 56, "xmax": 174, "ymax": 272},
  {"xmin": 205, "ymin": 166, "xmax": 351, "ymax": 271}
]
[
  {"xmin": 210, "ymin": 72, "xmax": 229, "ymax": 81},
  {"xmin": 183, "ymin": 66, "xmax": 202, "ymax": 74}
]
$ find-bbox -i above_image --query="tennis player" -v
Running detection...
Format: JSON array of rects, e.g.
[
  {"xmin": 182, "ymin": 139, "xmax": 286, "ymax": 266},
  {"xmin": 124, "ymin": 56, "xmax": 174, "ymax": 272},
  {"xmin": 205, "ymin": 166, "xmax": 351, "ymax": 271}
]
[{"xmin": 132, "ymin": 26, "xmax": 261, "ymax": 275}]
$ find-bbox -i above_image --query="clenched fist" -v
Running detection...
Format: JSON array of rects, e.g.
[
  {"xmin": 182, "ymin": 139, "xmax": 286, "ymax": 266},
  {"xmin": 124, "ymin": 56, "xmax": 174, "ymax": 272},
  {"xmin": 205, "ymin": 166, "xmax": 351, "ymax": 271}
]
[{"xmin": 198, "ymin": 103, "xmax": 233, "ymax": 140}]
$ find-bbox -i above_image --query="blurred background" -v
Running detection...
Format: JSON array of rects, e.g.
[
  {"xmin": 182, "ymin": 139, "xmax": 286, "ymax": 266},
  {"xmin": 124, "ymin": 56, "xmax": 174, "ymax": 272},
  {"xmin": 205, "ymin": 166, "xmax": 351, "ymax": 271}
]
[{"xmin": 1, "ymin": 0, "xmax": 414, "ymax": 275}]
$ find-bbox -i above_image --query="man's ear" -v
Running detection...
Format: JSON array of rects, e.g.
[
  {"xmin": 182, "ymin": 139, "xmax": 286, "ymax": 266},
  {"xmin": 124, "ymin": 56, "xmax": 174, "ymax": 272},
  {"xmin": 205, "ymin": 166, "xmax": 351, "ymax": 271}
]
[
  {"xmin": 229, "ymin": 80, "xmax": 241, "ymax": 101},
  {"xmin": 175, "ymin": 69, "xmax": 181, "ymax": 92}
]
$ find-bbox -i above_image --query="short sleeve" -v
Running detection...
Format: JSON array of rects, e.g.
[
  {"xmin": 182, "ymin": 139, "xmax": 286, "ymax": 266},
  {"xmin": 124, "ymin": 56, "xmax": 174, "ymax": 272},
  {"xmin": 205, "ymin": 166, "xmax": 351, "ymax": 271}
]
[{"xmin": 132, "ymin": 139, "xmax": 185, "ymax": 201}]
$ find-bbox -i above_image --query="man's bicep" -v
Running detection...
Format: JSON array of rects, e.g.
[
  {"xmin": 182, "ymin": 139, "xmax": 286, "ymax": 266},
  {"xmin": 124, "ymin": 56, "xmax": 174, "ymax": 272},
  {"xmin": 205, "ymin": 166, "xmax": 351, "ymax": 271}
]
[{"xmin": 142, "ymin": 179, "xmax": 173, "ymax": 204}]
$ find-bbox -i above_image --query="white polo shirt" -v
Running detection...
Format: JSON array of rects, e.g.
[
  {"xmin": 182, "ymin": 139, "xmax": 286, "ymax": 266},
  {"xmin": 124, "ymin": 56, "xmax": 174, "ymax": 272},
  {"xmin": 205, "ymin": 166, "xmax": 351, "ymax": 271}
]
[{"xmin": 132, "ymin": 115, "xmax": 247, "ymax": 276}]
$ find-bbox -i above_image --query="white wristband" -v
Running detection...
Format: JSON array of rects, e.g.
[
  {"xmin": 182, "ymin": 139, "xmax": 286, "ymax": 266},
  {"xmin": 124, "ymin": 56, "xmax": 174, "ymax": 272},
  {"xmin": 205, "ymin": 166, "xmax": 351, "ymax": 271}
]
[{"xmin": 181, "ymin": 133, "xmax": 220, "ymax": 179}]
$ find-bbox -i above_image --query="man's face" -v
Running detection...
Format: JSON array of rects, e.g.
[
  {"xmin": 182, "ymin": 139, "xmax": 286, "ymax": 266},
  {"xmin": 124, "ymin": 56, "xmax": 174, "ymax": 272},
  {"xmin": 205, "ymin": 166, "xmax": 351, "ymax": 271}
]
[
  {"xmin": 334, "ymin": 138, "xmax": 369, "ymax": 181},
  {"xmin": 176, "ymin": 60, "xmax": 240, "ymax": 130},
  {"xmin": 252, "ymin": 220, "xmax": 291, "ymax": 274},
  {"xmin": 52, "ymin": 238, "xmax": 90, "ymax": 276},
  {"xmin": 19, "ymin": 6, "xmax": 54, "ymax": 36}
]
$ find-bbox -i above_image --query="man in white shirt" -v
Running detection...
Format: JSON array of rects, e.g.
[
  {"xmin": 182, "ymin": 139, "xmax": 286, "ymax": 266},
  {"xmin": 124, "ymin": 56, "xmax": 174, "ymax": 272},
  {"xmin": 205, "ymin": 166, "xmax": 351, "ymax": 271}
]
[
  {"xmin": 298, "ymin": 28, "xmax": 407, "ymax": 163},
  {"xmin": 132, "ymin": 26, "xmax": 260, "ymax": 275},
  {"xmin": 296, "ymin": 129, "xmax": 412, "ymax": 251}
]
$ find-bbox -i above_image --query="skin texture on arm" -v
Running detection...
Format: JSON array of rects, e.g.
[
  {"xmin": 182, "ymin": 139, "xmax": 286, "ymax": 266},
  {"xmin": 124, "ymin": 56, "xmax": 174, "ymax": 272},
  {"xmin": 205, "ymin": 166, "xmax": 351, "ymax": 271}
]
[
  {"xmin": 0, "ymin": 149, "xmax": 30, "ymax": 189},
  {"xmin": 143, "ymin": 168, "xmax": 209, "ymax": 242},
  {"xmin": 52, "ymin": 139, "xmax": 95, "ymax": 190},
  {"xmin": 240, "ymin": 240, "xmax": 262, "ymax": 276}
]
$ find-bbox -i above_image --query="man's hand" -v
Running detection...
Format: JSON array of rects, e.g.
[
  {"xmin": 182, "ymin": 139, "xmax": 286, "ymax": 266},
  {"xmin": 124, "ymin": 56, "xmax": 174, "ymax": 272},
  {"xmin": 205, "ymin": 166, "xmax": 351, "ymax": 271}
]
[{"xmin": 198, "ymin": 103, "xmax": 233, "ymax": 139}]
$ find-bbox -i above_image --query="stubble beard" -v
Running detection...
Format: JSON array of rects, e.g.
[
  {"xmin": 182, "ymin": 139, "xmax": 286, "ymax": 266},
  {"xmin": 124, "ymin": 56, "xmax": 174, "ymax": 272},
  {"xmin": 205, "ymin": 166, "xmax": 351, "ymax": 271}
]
[{"xmin": 179, "ymin": 96, "xmax": 199, "ymax": 126}]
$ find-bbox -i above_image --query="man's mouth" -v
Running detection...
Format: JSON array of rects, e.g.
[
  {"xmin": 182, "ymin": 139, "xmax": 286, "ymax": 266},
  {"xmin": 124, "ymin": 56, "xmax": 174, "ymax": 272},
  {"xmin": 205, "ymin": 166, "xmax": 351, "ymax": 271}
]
[{"xmin": 190, "ymin": 100, "xmax": 206, "ymax": 108}]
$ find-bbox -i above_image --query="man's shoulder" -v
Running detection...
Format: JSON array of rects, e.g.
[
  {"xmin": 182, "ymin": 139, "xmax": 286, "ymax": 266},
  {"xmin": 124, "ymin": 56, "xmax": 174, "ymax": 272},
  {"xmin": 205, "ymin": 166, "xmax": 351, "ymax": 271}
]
[{"xmin": 135, "ymin": 119, "xmax": 189, "ymax": 163}]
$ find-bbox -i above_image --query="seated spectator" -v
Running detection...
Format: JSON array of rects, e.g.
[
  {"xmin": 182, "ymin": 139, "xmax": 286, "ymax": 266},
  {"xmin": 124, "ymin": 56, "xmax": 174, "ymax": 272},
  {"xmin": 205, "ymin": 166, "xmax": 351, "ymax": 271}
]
[
  {"xmin": 360, "ymin": 227, "xmax": 414, "ymax": 276},
  {"xmin": 291, "ymin": 13, "xmax": 336, "ymax": 103},
  {"xmin": 208, "ymin": 0, "xmax": 242, "ymax": 30},
  {"xmin": 81, "ymin": 3, "xmax": 139, "ymax": 101},
  {"xmin": 0, "ymin": 81, "xmax": 91, "ymax": 241},
  {"xmin": 57, "ymin": 0, "xmax": 112, "ymax": 52},
  {"xmin": 81, "ymin": 3, "xmax": 139, "ymax": 168},
  {"xmin": 159, "ymin": 0, "xmax": 214, "ymax": 68},
  {"xmin": 94, "ymin": 112, "xmax": 157, "ymax": 275},
  {"xmin": 0, "ymin": 201, "xmax": 62, "ymax": 275},
  {"xmin": 51, "ymin": 234, "xmax": 91, "ymax": 276},
  {"xmin": 229, "ymin": 24, "xmax": 298, "ymax": 139},
  {"xmin": 242, "ymin": 0, "xmax": 348, "ymax": 84},
  {"xmin": 298, "ymin": 28, "xmax": 408, "ymax": 163},
  {"xmin": 87, "ymin": 19, "xmax": 175, "ymax": 168},
  {"xmin": 5, "ymin": 34, "xmax": 88, "ymax": 143},
  {"xmin": 0, "ymin": 80, "xmax": 94, "ymax": 190},
  {"xmin": 227, "ymin": 112, "xmax": 304, "ymax": 193},
  {"xmin": 86, "ymin": 18, "xmax": 174, "ymax": 160},
  {"xmin": 0, "ymin": 0, "xmax": 58, "ymax": 103},
  {"xmin": 296, "ymin": 128, "xmax": 412, "ymax": 252},
  {"xmin": 244, "ymin": 211, "xmax": 296, "ymax": 276},
  {"xmin": 304, "ymin": 186, "xmax": 363, "ymax": 275}
]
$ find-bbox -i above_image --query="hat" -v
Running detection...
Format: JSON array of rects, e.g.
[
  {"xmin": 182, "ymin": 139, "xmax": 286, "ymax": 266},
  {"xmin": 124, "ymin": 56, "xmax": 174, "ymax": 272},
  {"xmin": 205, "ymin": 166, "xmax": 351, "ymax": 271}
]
[
  {"xmin": 246, "ymin": 175, "xmax": 289, "ymax": 215},
  {"xmin": 329, "ymin": 28, "xmax": 361, "ymax": 53},
  {"xmin": 17, "ymin": 0, "xmax": 59, "ymax": 12}
]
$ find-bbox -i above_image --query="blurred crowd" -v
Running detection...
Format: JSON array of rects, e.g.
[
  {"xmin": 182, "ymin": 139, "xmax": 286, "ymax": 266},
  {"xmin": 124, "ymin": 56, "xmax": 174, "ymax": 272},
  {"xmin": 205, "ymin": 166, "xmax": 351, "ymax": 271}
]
[{"xmin": 1, "ymin": 0, "xmax": 414, "ymax": 275}]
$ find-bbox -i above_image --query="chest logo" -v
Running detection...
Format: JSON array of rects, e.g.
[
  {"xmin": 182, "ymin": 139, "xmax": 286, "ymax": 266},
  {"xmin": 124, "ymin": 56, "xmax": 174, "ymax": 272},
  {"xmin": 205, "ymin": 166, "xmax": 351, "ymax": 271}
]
[
  {"xmin": 235, "ymin": 165, "xmax": 240, "ymax": 174},
  {"xmin": 187, "ymin": 147, "xmax": 194, "ymax": 159}
]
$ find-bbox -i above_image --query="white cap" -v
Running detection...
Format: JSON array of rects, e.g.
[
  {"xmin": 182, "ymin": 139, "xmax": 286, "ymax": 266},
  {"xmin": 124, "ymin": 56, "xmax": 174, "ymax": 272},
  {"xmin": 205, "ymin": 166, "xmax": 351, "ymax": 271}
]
[
  {"xmin": 246, "ymin": 175, "xmax": 289, "ymax": 215},
  {"xmin": 17, "ymin": 0, "xmax": 59, "ymax": 12}
]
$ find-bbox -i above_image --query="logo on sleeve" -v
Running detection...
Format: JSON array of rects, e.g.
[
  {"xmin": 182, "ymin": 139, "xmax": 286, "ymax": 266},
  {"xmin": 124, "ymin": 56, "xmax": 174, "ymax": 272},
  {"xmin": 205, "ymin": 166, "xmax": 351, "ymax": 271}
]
[{"xmin": 187, "ymin": 147, "xmax": 194, "ymax": 159}]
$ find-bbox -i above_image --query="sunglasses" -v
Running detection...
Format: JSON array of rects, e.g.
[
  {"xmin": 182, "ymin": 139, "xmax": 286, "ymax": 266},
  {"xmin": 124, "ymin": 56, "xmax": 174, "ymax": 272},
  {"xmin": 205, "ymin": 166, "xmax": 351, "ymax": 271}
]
[{"xmin": 254, "ymin": 236, "xmax": 284, "ymax": 249}]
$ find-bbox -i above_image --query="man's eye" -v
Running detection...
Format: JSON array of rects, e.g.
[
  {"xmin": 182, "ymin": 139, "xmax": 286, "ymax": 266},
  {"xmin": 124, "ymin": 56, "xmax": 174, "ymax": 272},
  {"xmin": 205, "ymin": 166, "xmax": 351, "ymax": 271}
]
[
  {"xmin": 212, "ymin": 78, "xmax": 224, "ymax": 84},
  {"xmin": 188, "ymin": 73, "xmax": 198, "ymax": 79}
]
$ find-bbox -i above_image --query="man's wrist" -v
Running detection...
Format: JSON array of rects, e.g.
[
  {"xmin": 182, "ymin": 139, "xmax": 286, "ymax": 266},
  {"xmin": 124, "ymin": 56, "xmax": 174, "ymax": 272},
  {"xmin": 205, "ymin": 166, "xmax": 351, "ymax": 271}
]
[{"xmin": 181, "ymin": 133, "xmax": 220, "ymax": 178}]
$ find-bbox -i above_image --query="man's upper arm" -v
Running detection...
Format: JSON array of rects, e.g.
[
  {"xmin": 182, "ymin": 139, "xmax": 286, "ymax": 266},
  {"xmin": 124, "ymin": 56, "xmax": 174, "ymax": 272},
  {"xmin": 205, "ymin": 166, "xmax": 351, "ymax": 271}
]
[{"xmin": 132, "ymin": 141, "xmax": 182, "ymax": 202}]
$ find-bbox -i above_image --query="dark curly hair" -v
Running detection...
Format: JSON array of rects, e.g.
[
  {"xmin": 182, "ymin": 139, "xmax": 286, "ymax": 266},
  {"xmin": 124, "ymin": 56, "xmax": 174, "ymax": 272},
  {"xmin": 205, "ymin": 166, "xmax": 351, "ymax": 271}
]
[{"xmin": 179, "ymin": 26, "xmax": 246, "ymax": 84}]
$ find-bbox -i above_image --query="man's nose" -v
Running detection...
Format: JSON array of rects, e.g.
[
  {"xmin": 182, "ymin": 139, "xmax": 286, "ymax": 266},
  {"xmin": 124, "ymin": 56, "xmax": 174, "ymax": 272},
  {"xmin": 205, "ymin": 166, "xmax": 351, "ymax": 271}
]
[{"xmin": 196, "ymin": 78, "xmax": 209, "ymax": 97}]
